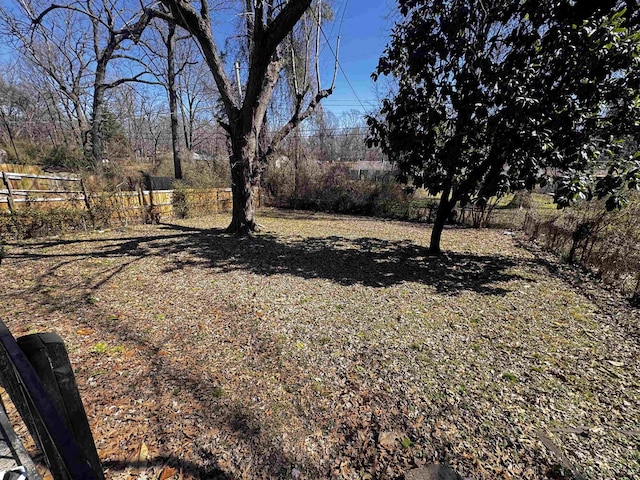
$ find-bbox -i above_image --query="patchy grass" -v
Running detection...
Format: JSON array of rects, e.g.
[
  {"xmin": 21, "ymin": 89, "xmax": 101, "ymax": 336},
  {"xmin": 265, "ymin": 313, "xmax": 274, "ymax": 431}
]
[{"xmin": 0, "ymin": 209, "xmax": 638, "ymax": 480}]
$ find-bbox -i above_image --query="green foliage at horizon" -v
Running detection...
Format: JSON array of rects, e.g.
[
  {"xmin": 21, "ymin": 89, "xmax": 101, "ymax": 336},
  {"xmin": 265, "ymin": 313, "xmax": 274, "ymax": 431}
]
[{"xmin": 43, "ymin": 145, "xmax": 90, "ymax": 171}]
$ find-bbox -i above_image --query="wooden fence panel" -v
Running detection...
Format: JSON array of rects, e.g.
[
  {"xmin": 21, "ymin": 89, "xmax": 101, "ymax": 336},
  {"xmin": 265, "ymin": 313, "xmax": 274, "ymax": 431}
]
[
  {"xmin": 1, "ymin": 167, "xmax": 259, "ymax": 227},
  {"xmin": 0, "ymin": 167, "xmax": 86, "ymax": 214}
]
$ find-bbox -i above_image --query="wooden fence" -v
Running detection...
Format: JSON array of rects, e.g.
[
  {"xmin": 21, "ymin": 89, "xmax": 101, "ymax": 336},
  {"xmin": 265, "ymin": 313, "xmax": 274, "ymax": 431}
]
[
  {"xmin": 1, "ymin": 171, "xmax": 90, "ymax": 213},
  {"xmin": 0, "ymin": 167, "xmax": 259, "ymax": 230}
]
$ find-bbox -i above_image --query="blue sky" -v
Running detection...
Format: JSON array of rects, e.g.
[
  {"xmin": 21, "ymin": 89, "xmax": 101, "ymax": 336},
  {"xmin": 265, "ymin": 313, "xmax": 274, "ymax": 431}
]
[
  {"xmin": 318, "ymin": 0, "xmax": 395, "ymax": 117},
  {"xmin": 213, "ymin": 0, "xmax": 396, "ymax": 119},
  {"xmin": 0, "ymin": 0, "xmax": 396, "ymax": 119}
]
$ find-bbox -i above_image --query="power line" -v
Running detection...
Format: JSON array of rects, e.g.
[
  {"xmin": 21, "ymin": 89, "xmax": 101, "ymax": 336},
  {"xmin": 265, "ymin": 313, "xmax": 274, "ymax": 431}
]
[
  {"xmin": 337, "ymin": 52, "xmax": 383, "ymax": 60},
  {"xmin": 167, "ymin": 3, "xmax": 373, "ymax": 116},
  {"xmin": 3, "ymin": 117, "xmax": 368, "ymax": 134},
  {"xmin": 322, "ymin": 102, "xmax": 377, "ymax": 106},
  {"xmin": 309, "ymin": 2, "xmax": 369, "ymax": 113},
  {"xmin": 322, "ymin": 0, "xmax": 348, "ymax": 54},
  {"xmin": 338, "ymin": 0, "xmax": 349, "ymax": 35}
]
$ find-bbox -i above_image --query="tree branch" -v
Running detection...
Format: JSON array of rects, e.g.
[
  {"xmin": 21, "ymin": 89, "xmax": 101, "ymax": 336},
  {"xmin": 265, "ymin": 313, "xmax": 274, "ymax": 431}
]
[
  {"xmin": 32, "ymin": 3, "xmax": 111, "ymax": 31},
  {"xmin": 32, "ymin": 4, "xmax": 66, "ymax": 24},
  {"xmin": 156, "ymin": 0, "xmax": 239, "ymax": 116},
  {"xmin": 262, "ymin": 87, "xmax": 333, "ymax": 163},
  {"xmin": 315, "ymin": 0, "xmax": 321, "ymax": 93},
  {"xmin": 104, "ymin": 73, "xmax": 162, "ymax": 89},
  {"xmin": 243, "ymin": 1, "xmax": 313, "ymax": 120},
  {"xmin": 263, "ymin": 0, "xmax": 312, "ymax": 55}
]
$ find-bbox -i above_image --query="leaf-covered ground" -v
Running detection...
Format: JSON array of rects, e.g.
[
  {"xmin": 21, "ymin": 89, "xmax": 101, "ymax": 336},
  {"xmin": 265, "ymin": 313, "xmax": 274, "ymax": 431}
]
[{"xmin": 1, "ymin": 209, "xmax": 638, "ymax": 480}]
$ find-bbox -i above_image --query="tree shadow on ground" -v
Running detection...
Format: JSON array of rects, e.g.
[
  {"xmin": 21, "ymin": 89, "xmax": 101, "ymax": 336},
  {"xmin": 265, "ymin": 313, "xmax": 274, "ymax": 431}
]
[
  {"xmin": 1, "ymin": 220, "xmax": 543, "ymax": 477},
  {"xmin": 88, "ymin": 305, "xmax": 325, "ymax": 478},
  {"xmin": 100, "ymin": 456, "xmax": 231, "ymax": 480},
  {"xmin": 8, "ymin": 223, "xmax": 528, "ymax": 296}
]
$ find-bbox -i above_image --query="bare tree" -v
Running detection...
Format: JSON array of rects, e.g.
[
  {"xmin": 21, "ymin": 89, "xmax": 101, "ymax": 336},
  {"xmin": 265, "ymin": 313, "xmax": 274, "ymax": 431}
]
[
  {"xmin": 338, "ymin": 109, "xmax": 367, "ymax": 163},
  {"xmin": 22, "ymin": 0, "xmax": 156, "ymax": 167},
  {"xmin": 164, "ymin": 21, "xmax": 183, "ymax": 178},
  {"xmin": 140, "ymin": 20, "xmax": 186, "ymax": 179},
  {"xmin": 0, "ymin": 4, "xmax": 93, "ymax": 151},
  {"xmin": 140, "ymin": 16, "xmax": 202, "ymax": 180},
  {"xmin": 0, "ymin": 77, "xmax": 31, "ymax": 162},
  {"xmin": 307, "ymin": 107, "xmax": 339, "ymax": 162},
  {"xmin": 177, "ymin": 52, "xmax": 216, "ymax": 154},
  {"xmin": 108, "ymin": 83, "xmax": 168, "ymax": 163},
  {"xmin": 150, "ymin": 0, "xmax": 337, "ymax": 234}
]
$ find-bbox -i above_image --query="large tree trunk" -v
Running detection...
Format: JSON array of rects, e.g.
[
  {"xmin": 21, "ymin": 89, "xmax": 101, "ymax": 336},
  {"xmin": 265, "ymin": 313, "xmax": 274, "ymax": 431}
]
[
  {"xmin": 167, "ymin": 23, "xmax": 183, "ymax": 179},
  {"xmin": 70, "ymin": 84, "xmax": 90, "ymax": 151},
  {"xmin": 155, "ymin": 0, "xmax": 328, "ymax": 235},
  {"xmin": 226, "ymin": 131, "xmax": 257, "ymax": 234},
  {"xmin": 90, "ymin": 87, "xmax": 105, "ymax": 167},
  {"xmin": 90, "ymin": 59, "xmax": 108, "ymax": 168},
  {"xmin": 429, "ymin": 183, "xmax": 453, "ymax": 254}
]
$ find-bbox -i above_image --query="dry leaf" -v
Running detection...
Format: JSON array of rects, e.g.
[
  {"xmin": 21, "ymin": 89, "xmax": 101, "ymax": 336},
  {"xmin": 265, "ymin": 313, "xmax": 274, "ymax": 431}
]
[
  {"xmin": 339, "ymin": 459, "xmax": 354, "ymax": 479},
  {"xmin": 159, "ymin": 466, "xmax": 177, "ymax": 480},
  {"xmin": 3, "ymin": 211, "xmax": 637, "ymax": 480},
  {"xmin": 378, "ymin": 431, "xmax": 399, "ymax": 449},
  {"xmin": 130, "ymin": 441, "xmax": 150, "ymax": 474},
  {"xmin": 536, "ymin": 429, "xmax": 580, "ymax": 477}
]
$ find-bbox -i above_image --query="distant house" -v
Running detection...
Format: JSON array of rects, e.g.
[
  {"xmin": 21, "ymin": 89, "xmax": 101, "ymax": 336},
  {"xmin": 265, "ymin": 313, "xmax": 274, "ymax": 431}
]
[
  {"xmin": 342, "ymin": 159, "xmax": 393, "ymax": 182},
  {"xmin": 274, "ymin": 154, "xmax": 289, "ymax": 169}
]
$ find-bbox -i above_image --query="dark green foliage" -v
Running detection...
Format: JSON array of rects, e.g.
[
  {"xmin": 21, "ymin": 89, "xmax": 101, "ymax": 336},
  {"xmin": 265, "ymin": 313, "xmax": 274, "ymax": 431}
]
[
  {"xmin": 43, "ymin": 146, "xmax": 89, "ymax": 171},
  {"xmin": 0, "ymin": 140, "xmax": 43, "ymax": 165},
  {"xmin": 172, "ymin": 182, "xmax": 189, "ymax": 219},
  {"xmin": 102, "ymin": 109, "xmax": 125, "ymax": 143},
  {"xmin": 368, "ymin": 0, "xmax": 640, "ymax": 252}
]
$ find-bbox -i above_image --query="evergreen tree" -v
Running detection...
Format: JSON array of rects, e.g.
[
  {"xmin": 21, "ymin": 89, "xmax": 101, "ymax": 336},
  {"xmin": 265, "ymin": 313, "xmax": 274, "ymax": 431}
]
[{"xmin": 368, "ymin": 0, "xmax": 640, "ymax": 253}]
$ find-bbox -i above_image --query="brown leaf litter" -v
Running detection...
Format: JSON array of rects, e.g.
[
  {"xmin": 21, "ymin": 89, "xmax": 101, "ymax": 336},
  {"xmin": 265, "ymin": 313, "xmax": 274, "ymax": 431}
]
[{"xmin": 0, "ymin": 209, "xmax": 638, "ymax": 479}]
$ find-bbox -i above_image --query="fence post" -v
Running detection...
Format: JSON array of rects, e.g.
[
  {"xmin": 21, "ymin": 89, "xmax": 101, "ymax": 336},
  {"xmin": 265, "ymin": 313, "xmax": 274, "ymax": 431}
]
[
  {"xmin": 0, "ymin": 335, "xmax": 69, "ymax": 479},
  {"xmin": 149, "ymin": 183, "xmax": 155, "ymax": 210},
  {"xmin": 0, "ymin": 321, "xmax": 99, "ymax": 480},
  {"xmin": 80, "ymin": 178, "xmax": 96, "ymax": 228},
  {"xmin": 17, "ymin": 333, "xmax": 105, "ymax": 480},
  {"xmin": 2, "ymin": 171, "xmax": 15, "ymax": 213},
  {"xmin": 137, "ymin": 187, "xmax": 145, "ymax": 221}
]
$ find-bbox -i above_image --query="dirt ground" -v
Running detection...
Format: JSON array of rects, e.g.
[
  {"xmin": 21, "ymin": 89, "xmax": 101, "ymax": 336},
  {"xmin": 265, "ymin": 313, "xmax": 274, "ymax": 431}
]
[{"xmin": 1, "ymin": 210, "xmax": 638, "ymax": 479}]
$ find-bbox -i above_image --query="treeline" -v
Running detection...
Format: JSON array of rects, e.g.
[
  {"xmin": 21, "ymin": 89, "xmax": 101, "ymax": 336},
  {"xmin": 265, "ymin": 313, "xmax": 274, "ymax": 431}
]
[
  {"xmin": 0, "ymin": 1, "xmax": 379, "ymax": 184},
  {"xmin": 0, "ymin": 68, "xmax": 378, "ymax": 187}
]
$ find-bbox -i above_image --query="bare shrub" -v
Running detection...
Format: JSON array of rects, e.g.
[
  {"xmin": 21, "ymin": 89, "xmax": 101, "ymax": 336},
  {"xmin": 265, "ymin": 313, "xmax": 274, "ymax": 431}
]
[
  {"xmin": 524, "ymin": 195, "xmax": 640, "ymax": 297},
  {"xmin": 154, "ymin": 153, "xmax": 230, "ymax": 188},
  {"xmin": 0, "ymin": 207, "xmax": 88, "ymax": 239}
]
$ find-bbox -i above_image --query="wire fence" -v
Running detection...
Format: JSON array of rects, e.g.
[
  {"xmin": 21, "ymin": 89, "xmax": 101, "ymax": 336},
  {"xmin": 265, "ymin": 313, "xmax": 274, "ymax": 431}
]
[{"xmin": 523, "ymin": 211, "xmax": 640, "ymax": 299}]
